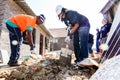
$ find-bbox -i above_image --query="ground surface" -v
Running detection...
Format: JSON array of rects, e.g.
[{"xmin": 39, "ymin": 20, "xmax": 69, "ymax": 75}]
[{"xmin": 0, "ymin": 53, "xmax": 97, "ymax": 80}]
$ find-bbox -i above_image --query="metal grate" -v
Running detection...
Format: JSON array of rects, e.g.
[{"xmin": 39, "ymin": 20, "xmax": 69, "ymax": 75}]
[{"xmin": 100, "ymin": 22, "xmax": 120, "ymax": 62}]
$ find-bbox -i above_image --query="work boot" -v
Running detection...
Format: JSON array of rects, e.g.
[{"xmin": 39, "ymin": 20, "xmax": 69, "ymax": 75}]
[{"xmin": 8, "ymin": 61, "xmax": 20, "ymax": 67}]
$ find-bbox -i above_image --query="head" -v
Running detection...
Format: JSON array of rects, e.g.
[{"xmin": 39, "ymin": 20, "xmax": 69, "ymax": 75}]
[
  {"xmin": 36, "ymin": 14, "xmax": 45, "ymax": 25},
  {"xmin": 102, "ymin": 18, "xmax": 108, "ymax": 25},
  {"xmin": 56, "ymin": 5, "xmax": 67, "ymax": 20}
]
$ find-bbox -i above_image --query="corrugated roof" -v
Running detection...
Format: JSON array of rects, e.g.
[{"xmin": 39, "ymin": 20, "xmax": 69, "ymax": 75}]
[
  {"xmin": 100, "ymin": 0, "xmax": 118, "ymax": 14},
  {"xmin": 49, "ymin": 28, "xmax": 68, "ymax": 38}
]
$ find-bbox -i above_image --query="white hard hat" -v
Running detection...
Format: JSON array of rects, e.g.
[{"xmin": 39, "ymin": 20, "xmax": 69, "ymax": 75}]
[{"xmin": 56, "ymin": 5, "xmax": 63, "ymax": 15}]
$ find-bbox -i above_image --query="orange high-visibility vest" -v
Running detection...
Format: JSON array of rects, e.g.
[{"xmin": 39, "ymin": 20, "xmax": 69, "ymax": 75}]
[{"xmin": 9, "ymin": 14, "xmax": 36, "ymax": 32}]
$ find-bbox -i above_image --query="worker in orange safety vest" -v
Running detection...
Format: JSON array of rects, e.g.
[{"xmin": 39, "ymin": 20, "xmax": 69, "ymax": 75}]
[{"xmin": 5, "ymin": 14, "xmax": 45, "ymax": 66}]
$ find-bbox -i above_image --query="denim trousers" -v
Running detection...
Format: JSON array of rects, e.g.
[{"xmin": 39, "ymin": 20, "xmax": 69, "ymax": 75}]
[
  {"xmin": 73, "ymin": 27, "xmax": 89, "ymax": 62},
  {"xmin": 96, "ymin": 40, "xmax": 100, "ymax": 53},
  {"xmin": 88, "ymin": 43, "xmax": 93, "ymax": 53},
  {"xmin": 6, "ymin": 23, "xmax": 22, "ymax": 62}
]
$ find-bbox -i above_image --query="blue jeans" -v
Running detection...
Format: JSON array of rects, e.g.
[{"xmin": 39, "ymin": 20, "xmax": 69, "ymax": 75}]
[
  {"xmin": 6, "ymin": 23, "xmax": 22, "ymax": 62},
  {"xmin": 73, "ymin": 27, "xmax": 89, "ymax": 62},
  {"xmin": 73, "ymin": 31, "xmax": 81, "ymax": 62},
  {"xmin": 88, "ymin": 43, "xmax": 93, "ymax": 53},
  {"xmin": 96, "ymin": 40, "xmax": 100, "ymax": 53}
]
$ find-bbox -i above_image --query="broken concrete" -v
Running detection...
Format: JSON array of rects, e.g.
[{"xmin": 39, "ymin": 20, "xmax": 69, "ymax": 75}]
[
  {"xmin": 0, "ymin": 52, "xmax": 97, "ymax": 80},
  {"xmin": 0, "ymin": 49, "xmax": 9, "ymax": 65},
  {"xmin": 90, "ymin": 55, "xmax": 120, "ymax": 80},
  {"xmin": 59, "ymin": 48, "xmax": 73, "ymax": 66}
]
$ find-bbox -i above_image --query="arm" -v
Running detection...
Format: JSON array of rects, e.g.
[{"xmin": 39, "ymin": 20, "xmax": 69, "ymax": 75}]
[
  {"xmin": 70, "ymin": 23, "xmax": 79, "ymax": 34},
  {"xmin": 25, "ymin": 30, "xmax": 34, "ymax": 46}
]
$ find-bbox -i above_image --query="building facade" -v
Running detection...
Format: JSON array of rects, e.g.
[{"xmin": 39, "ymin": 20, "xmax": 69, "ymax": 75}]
[
  {"xmin": 49, "ymin": 28, "xmax": 73, "ymax": 51},
  {"xmin": 0, "ymin": 0, "xmax": 52, "ymax": 57},
  {"xmin": 100, "ymin": 0, "xmax": 120, "ymax": 62}
]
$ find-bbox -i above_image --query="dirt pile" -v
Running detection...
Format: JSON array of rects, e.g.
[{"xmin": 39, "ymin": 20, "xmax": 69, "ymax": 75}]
[{"xmin": 0, "ymin": 54, "xmax": 97, "ymax": 80}]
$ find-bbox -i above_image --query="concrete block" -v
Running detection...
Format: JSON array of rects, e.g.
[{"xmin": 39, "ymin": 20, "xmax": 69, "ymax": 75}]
[
  {"xmin": 0, "ymin": 49, "xmax": 9, "ymax": 65},
  {"xmin": 59, "ymin": 48, "xmax": 73, "ymax": 66}
]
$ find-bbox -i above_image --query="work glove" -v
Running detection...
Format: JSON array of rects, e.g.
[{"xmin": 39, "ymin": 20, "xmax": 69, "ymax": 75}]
[
  {"xmin": 65, "ymin": 36, "xmax": 71, "ymax": 43},
  {"xmin": 30, "ymin": 45, "xmax": 35, "ymax": 54},
  {"xmin": 98, "ymin": 39, "xmax": 101, "ymax": 42}
]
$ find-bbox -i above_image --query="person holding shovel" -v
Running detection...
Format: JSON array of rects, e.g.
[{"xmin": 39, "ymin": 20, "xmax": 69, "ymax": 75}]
[{"xmin": 56, "ymin": 5, "xmax": 90, "ymax": 65}]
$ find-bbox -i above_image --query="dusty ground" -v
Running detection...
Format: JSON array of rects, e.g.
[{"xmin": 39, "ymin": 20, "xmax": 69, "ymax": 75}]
[
  {"xmin": 0, "ymin": 53, "xmax": 98, "ymax": 80},
  {"xmin": 0, "ymin": 30, "xmax": 98, "ymax": 80}
]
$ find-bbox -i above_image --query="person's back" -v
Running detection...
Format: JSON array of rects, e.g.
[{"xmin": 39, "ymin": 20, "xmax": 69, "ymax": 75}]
[
  {"xmin": 63, "ymin": 10, "xmax": 90, "ymax": 28},
  {"xmin": 7, "ymin": 14, "xmax": 36, "ymax": 32}
]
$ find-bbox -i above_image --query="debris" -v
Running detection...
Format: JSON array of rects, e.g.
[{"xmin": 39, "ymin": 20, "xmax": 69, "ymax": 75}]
[
  {"xmin": 89, "ymin": 55, "xmax": 120, "ymax": 80},
  {"xmin": 0, "ymin": 51, "xmax": 97, "ymax": 80},
  {"xmin": 78, "ymin": 58, "xmax": 99, "ymax": 67},
  {"xmin": 59, "ymin": 48, "xmax": 73, "ymax": 66}
]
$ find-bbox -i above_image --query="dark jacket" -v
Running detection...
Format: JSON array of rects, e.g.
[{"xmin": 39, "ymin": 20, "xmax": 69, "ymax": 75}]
[
  {"xmin": 63, "ymin": 10, "xmax": 90, "ymax": 29},
  {"xmin": 100, "ymin": 23, "xmax": 112, "ymax": 38}
]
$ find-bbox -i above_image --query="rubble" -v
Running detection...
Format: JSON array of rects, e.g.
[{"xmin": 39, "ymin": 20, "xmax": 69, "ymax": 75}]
[
  {"xmin": 0, "ymin": 52, "xmax": 97, "ymax": 80},
  {"xmin": 78, "ymin": 58, "xmax": 99, "ymax": 67},
  {"xmin": 89, "ymin": 55, "xmax": 120, "ymax": 80}
]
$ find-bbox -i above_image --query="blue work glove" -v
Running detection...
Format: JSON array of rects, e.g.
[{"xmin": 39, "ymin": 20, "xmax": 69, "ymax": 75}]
[{"xmin": 30, "ymin": 45, "xmax": 35, "ymax": 54}]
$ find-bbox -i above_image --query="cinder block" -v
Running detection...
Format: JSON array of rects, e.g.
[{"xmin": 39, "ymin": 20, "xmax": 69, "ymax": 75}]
[
  {"xmin": 0, "ymin": 49, "xmax": 9, "ymax": 65},
  {"xmin": 59, "ymin": 48, "xmax": 73, "ymax": 66}
]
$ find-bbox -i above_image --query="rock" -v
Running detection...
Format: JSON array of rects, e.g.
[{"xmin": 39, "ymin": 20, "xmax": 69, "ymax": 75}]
[
  {"xmin": 89, "ymin": 55, "xmax": 120, "ymax": 80},
  {"xmin": 59, "ymin": 48, "xmax": 73, "ymax": 66},
  {"xmin": 78, "ymin": 58, "xmax": 99, "ymax": 67},
  {"xmin": 0, "ymin": 51, "xmax": 96, "ymax": 80},
  {"xmin": 10, "ymin": 69, "xmax": 26, "ymax": 79}
]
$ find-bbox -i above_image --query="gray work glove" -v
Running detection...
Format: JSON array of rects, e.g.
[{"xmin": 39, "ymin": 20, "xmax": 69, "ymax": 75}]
[{"xmin": 65, "ymin": 36, "xmax": 71, "ymax": 43}]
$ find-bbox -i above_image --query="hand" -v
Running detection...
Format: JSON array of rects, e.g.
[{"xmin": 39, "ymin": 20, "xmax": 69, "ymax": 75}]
[
  {"xmin": 65, "ymin": 36, "xmax": 71, "ymax": 43},
  {"xmin": 98, "ymin": 39, "xmax": 101, "ymax": 42},
  {"xmin": 30, "ymin": 45, "xmax": 35, "ymax": 54}
]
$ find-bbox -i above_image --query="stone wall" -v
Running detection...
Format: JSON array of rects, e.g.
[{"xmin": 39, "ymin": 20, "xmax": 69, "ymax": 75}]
[{"xmin": 0, "ymin": 0, "xmax": 7, "ymax": 35}]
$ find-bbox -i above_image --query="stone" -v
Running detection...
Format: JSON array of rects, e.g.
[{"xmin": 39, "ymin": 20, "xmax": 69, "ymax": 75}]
[
  {"xmin": 89, "ymin": 55, "xmax": 120, "ymax": 80},
  {"xmin": 59, "ymin": 48, "xmax": 73, "ymax": 66},
  {"xmin": 78, "ymin": 58, "xmax": 99, "ymax": 67},
  {"xmin": 0, "ymin": 49, "xmax": 9, "ymax": 65}
]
